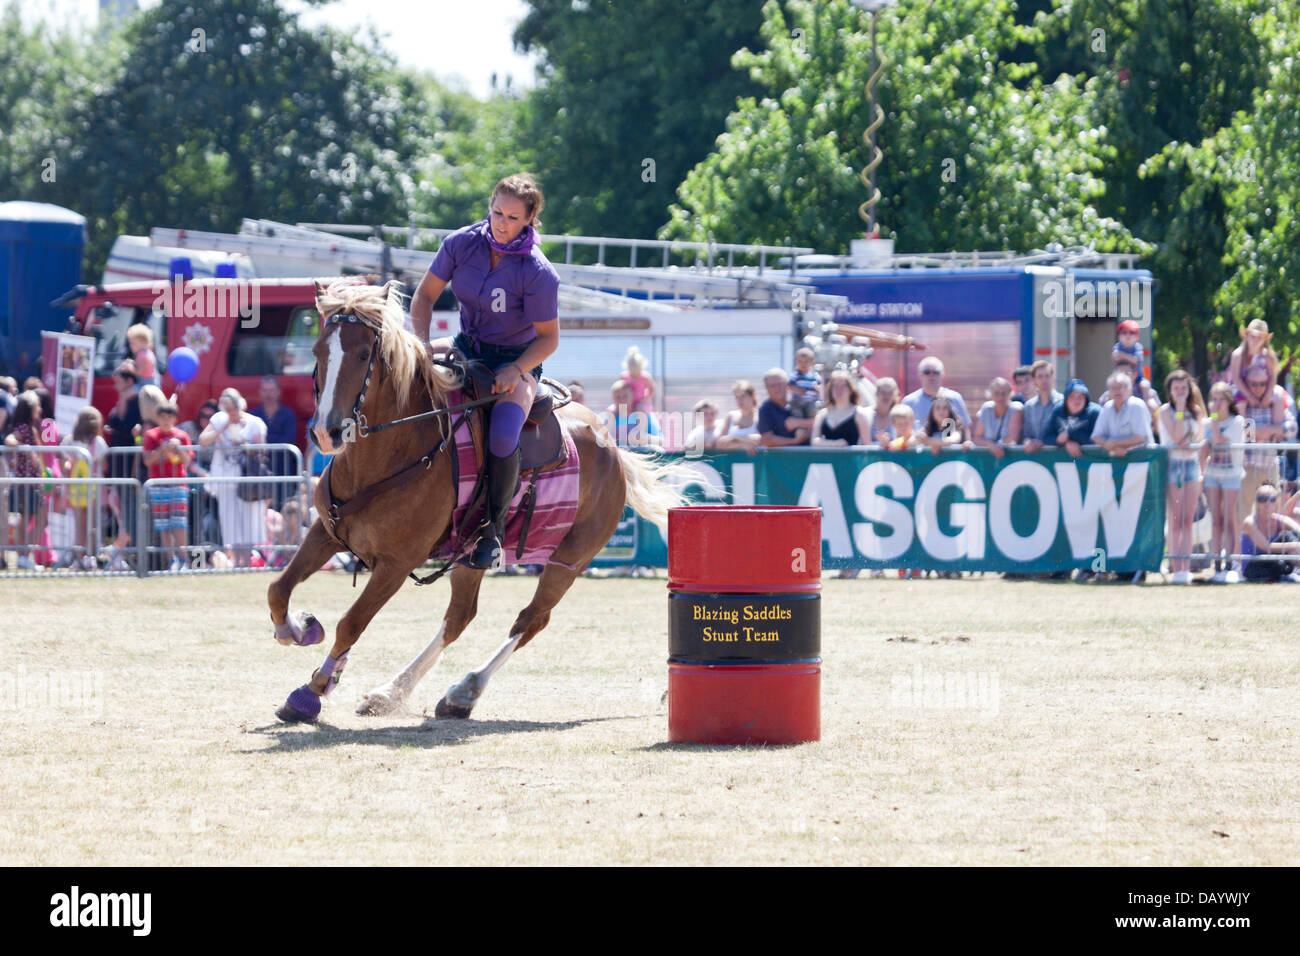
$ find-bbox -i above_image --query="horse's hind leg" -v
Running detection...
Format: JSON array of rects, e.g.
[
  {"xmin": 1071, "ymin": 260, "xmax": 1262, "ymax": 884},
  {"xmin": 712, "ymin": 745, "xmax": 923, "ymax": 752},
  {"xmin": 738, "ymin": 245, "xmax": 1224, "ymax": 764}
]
[
  {"xmin": 275, "ymin": 558, "xmax": 412, "ymax": 723},
  {"xmin": 268, "ymin": 520, "xmax": 341, "ymax": 647},
  {"xmin": 357, "ymin": 565, "xmax": 486, "ymax": 716},
  {"xmin": 435, "ymin": 562, "xmax": 580, "ymax": 719}
]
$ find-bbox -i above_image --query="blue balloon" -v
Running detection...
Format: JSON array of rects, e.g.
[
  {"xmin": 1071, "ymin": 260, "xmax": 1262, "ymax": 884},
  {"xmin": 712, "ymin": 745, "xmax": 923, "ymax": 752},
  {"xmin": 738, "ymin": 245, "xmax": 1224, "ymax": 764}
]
[{"xmin": 168, "ymin": 347, "xmax": 199, "ymax": 384}]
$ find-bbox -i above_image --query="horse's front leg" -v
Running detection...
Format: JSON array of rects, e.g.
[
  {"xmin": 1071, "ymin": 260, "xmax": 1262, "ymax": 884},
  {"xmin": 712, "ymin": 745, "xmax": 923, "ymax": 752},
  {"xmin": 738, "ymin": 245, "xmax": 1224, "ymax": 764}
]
[
  {"xmin": 275, "ymin": 557, "xmax": 411, "ymax": 723},
  {"xmin": 268, "ymin": 520, "xmax": 340, "ymax": 648}
]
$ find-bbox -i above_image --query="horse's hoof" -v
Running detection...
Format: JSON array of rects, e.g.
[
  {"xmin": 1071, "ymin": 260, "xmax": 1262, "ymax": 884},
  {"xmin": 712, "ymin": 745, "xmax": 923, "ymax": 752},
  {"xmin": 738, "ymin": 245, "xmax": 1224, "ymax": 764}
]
[
  {"xmin": 435, "ymin": 696, "xmax": 473, "ymax": 719},
  {"xmin": 275, "ymin": 702, "xmax": 318, "ymax": 724},
  {"xmin": 276, "ymin": 685, "xmax": 322, "ymax": 723},
  {"xmin": 295, "ymin": 611, "xmax": 325, "ymax": 647},
  {"xmin": 357, "ymin": 689, "xmax": 401, "ymax": 717}
]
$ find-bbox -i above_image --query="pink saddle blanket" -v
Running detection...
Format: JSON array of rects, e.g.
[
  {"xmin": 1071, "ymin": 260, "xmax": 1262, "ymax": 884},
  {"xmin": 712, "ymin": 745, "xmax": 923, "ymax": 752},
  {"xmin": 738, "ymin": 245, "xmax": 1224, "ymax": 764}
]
[{"xmin": 435, "ymin": 398, "xmax": 581, "ymax": 567}]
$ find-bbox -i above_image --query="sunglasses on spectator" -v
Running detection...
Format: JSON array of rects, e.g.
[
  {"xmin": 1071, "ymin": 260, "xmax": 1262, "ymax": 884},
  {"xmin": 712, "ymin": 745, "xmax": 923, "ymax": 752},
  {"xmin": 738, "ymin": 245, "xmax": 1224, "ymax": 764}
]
[
  {"xmin": 1256, "ymin": 494, "xmax": 1277, "ymax": 503},
  {"xmin": 1246, "ymin": 380, "xmax": 1268, "ymax": 388},
  {"xmin": 921, "ymin": 369, "xmax": 942, "ymax": 376}
]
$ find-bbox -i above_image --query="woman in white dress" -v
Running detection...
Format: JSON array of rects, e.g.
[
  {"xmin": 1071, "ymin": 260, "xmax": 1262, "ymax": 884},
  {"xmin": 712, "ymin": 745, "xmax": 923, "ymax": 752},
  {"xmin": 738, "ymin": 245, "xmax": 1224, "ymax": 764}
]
[{"xmin": 200, "ymin": 387, "xmax": 268, "ymax": 568}]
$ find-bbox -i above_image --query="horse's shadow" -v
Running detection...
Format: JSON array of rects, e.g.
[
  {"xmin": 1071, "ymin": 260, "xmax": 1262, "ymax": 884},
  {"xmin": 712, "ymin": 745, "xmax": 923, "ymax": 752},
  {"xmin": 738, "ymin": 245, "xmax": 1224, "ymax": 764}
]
[{"xmin": 240, "ymin": 713, "xmax": 645, "ymax": 754}]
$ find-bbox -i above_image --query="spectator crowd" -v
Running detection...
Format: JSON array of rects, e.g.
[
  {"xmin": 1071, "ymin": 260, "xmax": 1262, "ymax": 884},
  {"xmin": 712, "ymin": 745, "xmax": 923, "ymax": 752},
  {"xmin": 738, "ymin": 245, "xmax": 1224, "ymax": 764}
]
[
  {"xmin": 3, "ymin": 322, "xmax": 1297, "ymax": 583},
  {"xmin": 0, "ymin": 350, "xmax": 325, "ymax": 573},
  {"xmin": 590, "ymin": 323, "xmax": 1299, "ymax": 584}
]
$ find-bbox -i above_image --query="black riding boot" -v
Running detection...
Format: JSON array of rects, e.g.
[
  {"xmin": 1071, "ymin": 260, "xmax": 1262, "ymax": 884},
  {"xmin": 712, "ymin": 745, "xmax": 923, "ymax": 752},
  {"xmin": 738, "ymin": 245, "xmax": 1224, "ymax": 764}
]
[{"xmin": 466, "ymin": 448, "xmax": 521, "ymax": 570}]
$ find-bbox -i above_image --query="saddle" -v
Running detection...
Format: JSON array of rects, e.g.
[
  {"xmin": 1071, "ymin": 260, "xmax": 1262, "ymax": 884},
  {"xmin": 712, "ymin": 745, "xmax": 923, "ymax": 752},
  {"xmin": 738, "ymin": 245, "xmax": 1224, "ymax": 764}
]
[
  {"xmin": 455, "ymin": 355, "xmax": 570, "ymax": 474},
  {"xmin": 321, "ymin": 353, "xmax": 575, "ymax": 587}
]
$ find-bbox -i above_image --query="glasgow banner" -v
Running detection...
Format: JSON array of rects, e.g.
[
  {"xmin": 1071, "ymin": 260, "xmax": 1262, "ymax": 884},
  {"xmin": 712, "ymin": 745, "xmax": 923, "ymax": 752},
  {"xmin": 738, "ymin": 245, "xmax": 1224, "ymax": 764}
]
[{"xmin": 593, "ymin": 447, "xmax": 1166, "ymax": 573}]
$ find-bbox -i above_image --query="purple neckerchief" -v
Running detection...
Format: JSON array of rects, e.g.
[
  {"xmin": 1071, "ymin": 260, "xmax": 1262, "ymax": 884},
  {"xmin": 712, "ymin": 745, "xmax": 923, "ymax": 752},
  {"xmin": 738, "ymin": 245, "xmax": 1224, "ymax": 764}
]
[{"xmin": 480, "ymin": 218, "xmax": 537, "ymax": 256}]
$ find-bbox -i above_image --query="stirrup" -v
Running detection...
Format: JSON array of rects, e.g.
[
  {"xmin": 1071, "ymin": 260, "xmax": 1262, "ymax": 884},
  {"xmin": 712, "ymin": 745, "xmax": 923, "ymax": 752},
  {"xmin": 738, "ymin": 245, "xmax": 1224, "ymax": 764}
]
[{"xmin": 464, "ymin": 521, "xmax": 503, "ymax": 570}]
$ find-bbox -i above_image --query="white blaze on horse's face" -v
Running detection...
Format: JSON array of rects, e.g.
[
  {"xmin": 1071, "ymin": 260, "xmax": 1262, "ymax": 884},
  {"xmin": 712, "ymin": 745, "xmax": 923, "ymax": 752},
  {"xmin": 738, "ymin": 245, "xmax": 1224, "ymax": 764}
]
[{"xmin": 313, "ymin": 327, "xmax": 345, "ymax": 454}]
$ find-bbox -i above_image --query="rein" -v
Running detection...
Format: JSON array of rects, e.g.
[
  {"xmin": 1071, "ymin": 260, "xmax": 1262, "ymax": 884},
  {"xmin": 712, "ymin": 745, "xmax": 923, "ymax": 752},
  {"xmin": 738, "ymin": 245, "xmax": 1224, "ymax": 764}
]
[
  {"xmin": 312, "ymin": 314, "xmax": 494, "ymax": 585},
  {"xmin": 311, "ymin": 312, "xmax": 567, "ymax": 586},
  {"xmin": 361, "ymin": 378, "xmax": 501, "ymax": 436},
  {"xmin": 313, "ymin": 311, "xmax": 503, "ymax": 439}
]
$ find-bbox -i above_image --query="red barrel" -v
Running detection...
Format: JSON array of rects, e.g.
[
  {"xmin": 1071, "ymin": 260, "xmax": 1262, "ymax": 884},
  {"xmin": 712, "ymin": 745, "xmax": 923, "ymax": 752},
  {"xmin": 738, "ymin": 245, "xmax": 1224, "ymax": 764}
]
[{"xmin": 667, "ymin": 506, "xmax": 821, "ymax": 745}]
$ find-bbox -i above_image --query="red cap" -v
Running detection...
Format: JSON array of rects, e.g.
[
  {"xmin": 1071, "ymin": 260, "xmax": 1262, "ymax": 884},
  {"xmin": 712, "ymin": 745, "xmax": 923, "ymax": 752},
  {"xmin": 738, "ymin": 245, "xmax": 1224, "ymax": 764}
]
[{"xmin": 1117, "ymin": 320, "xmax": 1140, "ymax": 333}]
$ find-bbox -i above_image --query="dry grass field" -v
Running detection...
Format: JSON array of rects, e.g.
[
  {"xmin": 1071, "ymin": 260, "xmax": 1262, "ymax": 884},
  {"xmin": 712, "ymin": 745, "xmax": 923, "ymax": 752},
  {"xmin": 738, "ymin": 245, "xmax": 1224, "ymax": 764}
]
[{"xmin": 2, "ymin": 571, "xmax": 1296, "ymax": 865}]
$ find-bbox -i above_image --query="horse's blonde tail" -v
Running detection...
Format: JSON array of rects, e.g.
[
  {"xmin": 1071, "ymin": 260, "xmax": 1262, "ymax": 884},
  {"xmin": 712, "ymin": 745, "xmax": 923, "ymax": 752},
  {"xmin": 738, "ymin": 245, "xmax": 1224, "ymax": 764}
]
[{"xmin": 618, "ymin": 448, "xmax": 691, "ymax": 532}]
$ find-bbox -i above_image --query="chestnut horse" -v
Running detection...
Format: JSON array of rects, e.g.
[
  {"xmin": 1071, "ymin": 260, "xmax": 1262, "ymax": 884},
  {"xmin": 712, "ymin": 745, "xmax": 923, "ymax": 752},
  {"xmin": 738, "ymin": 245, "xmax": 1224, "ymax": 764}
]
[{"xmin": 267, "ymin": 280, "xmax": 684, "ymax": 723}]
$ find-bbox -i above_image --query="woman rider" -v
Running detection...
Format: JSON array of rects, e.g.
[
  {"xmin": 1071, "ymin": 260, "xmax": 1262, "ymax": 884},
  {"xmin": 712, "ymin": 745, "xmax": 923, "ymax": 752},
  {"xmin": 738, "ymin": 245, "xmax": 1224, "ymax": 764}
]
[{"xmin": 410, "ymin": 174, "xmax": 561, "ymax": 569}]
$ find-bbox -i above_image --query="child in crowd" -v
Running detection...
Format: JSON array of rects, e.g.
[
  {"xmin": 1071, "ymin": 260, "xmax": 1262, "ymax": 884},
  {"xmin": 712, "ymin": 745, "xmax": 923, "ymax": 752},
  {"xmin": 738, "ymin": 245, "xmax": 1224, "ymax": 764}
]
[
  {"xmin": 1047, "ymin": 378, "xmax": 1101, "ymax": 458},
  {"xmin": 1228, "ymin": 319, "xmax": 1280, "ymax": 400},
  {"xmin": 29, "ymin": 388, "xmax": 62, "ymax": 567},
  {"xmin": 1112, "ymin": 319, "xmax": 1146, "ymax": 387},
  {"xmin": 127, "ymin": 324, "xmax": 159, "ymax": 386},
  {"xmin": 920, "ymin": 395, "xmax": 972, "ymax": 454},
  {"xmin": 788, "ymin": 347, "xmax": 823, "ymax": 420},
  {"xmin": 1202, "ymin": 382, "xmax": 1246, "ymax": 583},
  {"xmin": 887, "ymin": 404, "xmax": 918, "ymax": 450},
  {"xmin": 3, "ymin": 391, "xmax": 44, "ymax": 569},
  {"xmin": 266, "ymin": 498, "xmax": 307, "ymax": 569},
  {"xmin": 885, "ymin": 405, "xmax": 923, "ymax": 578},
  {"xmin": 142, "ymin": 400, "xmax": 193, "ymax": 571},
  {"xmin": 619, "ymin": 347, "xmax": 656, "ymax": 415},
  {"xmin": 63, "ymin": 406, "xmax": 108, "ymax": 571}
]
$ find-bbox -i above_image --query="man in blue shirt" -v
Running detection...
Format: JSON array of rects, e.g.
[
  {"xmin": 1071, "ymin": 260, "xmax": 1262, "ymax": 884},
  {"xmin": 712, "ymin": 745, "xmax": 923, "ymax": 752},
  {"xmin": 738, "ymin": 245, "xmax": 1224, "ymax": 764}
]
[
  {"xmin": 1021, "ymin": 360, "xmax": 1065, "ymax": 450},
  {"xmin": 902, "ymin": 357, "xmax": 971, "ymax": 427},
  {"xmin": 1091, "ymin": 371, "xmax": 1154, "ymax": 455},
  {"xmin": 251, "ymin": 375, "xmax": 299, "ymax": 508},
  {"xmin": 757, "ymin": 368, "xmax": 813, "ymax": 447}
]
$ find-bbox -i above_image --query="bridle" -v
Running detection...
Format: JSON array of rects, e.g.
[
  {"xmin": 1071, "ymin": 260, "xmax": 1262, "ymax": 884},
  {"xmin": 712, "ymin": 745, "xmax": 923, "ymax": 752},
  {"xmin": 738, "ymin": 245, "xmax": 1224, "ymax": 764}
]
[
  {"xmin": 310, "ymin": 309, "xmax": 570, "ymax": 589},
  {"xmin": 312, "ymin": 311, "xmax": 387, "ymax": 443},
  {"xmin": 311, "ymin": 310, "xmax": 503, "ymax": 445}
]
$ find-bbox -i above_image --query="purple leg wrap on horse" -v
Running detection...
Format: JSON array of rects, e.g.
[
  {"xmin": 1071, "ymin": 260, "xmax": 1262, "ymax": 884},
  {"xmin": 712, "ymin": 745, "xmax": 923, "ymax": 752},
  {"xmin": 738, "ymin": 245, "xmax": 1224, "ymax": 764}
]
[
  {"xmin": 489, "ymin": 401, "xmax": 528, "ymax": 458},
  {"xmin": 274, "ymin": 619, "xmax": 295, "ymax": 640},
  {"xmin": 296, "ymin": 614, "xmax": 325, "ymax": 646},
  {"xmin": 318, "ymin": 652, "xmax": 349, "ymax": 696},
  {"xmin": 286, "ymin": 685, "xmax": 321, "ymax": 719}
]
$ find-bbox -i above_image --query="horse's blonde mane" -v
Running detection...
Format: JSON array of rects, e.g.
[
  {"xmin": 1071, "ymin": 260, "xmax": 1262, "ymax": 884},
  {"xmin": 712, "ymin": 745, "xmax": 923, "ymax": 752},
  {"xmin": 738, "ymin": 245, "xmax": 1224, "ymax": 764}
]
[{"xmin": 315, "ymin": 279, "xmax": 459, "ymax": 412}]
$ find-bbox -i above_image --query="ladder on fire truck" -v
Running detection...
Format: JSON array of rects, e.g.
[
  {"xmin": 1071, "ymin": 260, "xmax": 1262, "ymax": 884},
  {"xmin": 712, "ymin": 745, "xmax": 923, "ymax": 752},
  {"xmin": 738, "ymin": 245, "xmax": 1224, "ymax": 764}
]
[{"xmin": 149, "ymin": 220, "xmax": 849, "ymax": 318}]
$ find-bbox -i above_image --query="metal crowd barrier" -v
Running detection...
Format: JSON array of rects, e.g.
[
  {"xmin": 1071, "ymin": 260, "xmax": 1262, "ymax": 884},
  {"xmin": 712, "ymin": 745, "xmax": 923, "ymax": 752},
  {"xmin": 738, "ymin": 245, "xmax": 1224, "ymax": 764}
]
[
  {"xmin": 1155, "ymin": 441, "xmax": 1297, "ymax": 567},
  {"xmin": 1, "ymin": 443, "xmax": 312, "ymax": 577}
]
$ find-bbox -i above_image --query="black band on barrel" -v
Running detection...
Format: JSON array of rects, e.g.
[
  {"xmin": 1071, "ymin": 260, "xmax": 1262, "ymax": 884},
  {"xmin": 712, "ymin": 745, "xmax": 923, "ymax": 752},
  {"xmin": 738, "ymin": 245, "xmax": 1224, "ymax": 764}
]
[{"xmin": 668, "ymin": 592, "xmax": 820, "ymax": 661}]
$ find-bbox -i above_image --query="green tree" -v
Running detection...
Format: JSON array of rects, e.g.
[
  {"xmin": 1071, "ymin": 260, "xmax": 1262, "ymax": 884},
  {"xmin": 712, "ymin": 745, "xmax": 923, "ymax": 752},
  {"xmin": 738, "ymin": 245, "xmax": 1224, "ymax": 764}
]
[
  {"xmin": 1040, "ymin": 0, "xmax": 1269, "ymax": 382},
  {"xmin": 42, "ymin": 0, "xmax": 434, "ymax": 275},
  {"xmin": 664, "ymin": 0, "xmax": 1140, "ymax": 257},
  {"xmin": 1178, "ymin": 2, "xmax": 1300, "ymax": 375},
  {"xmin": 0, "ymin": 2, "xmax": 120, "ymax": 199},
  {"xmin": 513, "ymin": 0, "xmax": 766, "ymax": 241},
  {"xmin": 407, "ymin": 79, "xmax": 533, "ymax": 232}
]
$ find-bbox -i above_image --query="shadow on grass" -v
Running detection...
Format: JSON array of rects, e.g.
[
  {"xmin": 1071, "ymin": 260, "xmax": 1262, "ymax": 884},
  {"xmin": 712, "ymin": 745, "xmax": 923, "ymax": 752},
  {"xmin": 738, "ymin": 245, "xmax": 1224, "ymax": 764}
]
[
  {"xmin": 241, "ymin": 713, "xmax": 646, "ymax": 753},
  {"xmin": 634, "ymin": 740, "xmax": 810, "ymax": 753}
]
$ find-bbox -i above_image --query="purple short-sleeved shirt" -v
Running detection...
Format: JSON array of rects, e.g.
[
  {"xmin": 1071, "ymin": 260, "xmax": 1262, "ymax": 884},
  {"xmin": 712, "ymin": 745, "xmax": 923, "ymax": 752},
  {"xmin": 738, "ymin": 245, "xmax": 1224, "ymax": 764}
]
[{"xmin": 429, "ymin": 220, "xmax": 561, "ymax": 348}]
